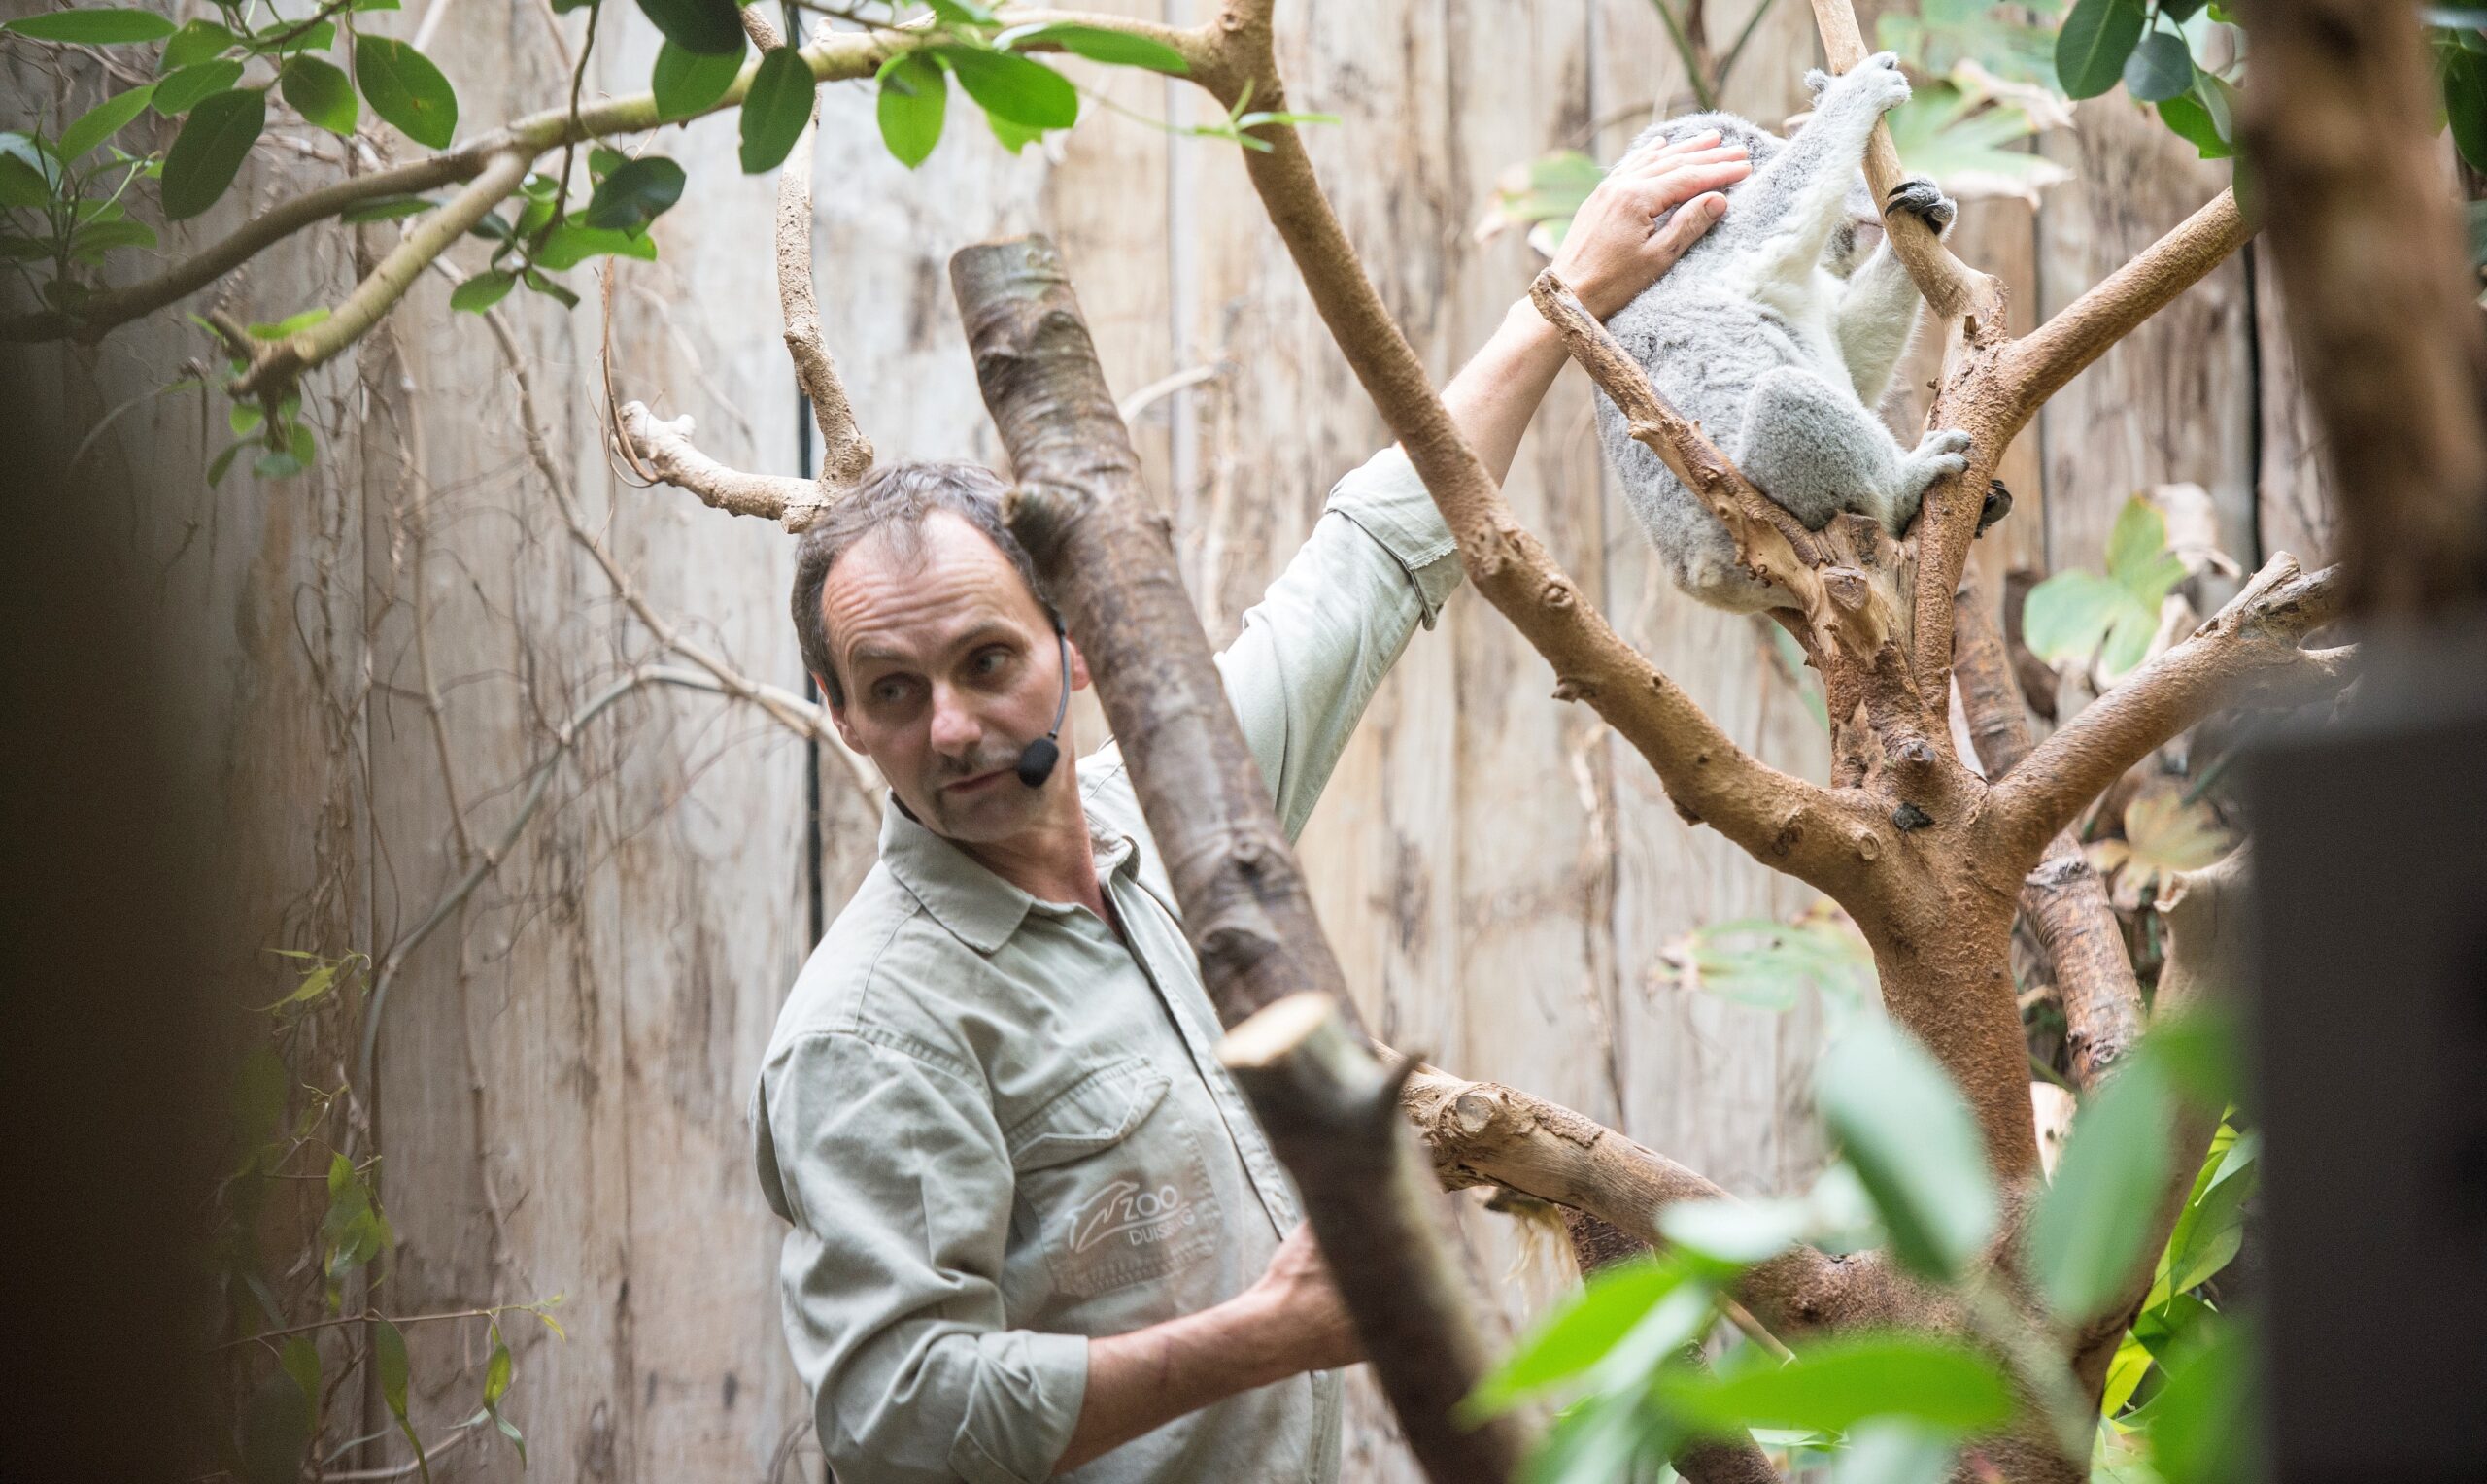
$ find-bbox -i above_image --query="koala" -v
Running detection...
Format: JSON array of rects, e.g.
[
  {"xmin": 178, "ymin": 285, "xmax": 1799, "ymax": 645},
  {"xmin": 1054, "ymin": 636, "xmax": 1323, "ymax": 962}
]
[{"xmin": 1595, "ymin": 51, "xmax": 1972, "ymax": 613}]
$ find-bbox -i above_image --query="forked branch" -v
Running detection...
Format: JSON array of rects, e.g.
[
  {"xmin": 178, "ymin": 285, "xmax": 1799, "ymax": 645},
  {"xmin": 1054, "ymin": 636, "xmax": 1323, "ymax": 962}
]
[
  {"xmin": 615, "ymin": 403, "xmax": 827, "ymax": 529},
  {"xmin": 1993, "ymin": 556, "xmax": 2350, "ymax": 858}
]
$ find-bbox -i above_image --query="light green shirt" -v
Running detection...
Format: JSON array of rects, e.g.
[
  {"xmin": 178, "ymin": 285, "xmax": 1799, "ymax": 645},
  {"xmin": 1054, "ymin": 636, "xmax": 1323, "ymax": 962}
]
[{"xmin": 753, "ymin": 447, "xmax": 1461, "ymax": 1484}]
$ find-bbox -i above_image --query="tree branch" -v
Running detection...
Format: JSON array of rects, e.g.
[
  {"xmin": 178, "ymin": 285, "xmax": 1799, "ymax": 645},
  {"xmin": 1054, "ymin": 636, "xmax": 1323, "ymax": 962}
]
[
  {"xmin": 749, "ymin": 5, "xmax": 876, "ymax": 486},
  {"xmin": 1401, "ymin": 1066, "xmax": 1925, "ymax": 1339},
  {"xmin": 614, "ymin": 402, "xmax": 828, "ymax": 529},
  {"xmin": 1995, "ymin": 189, "xmax": 2253, "ymax": 431},
  {"xmin": 1804, "ymin": 0, "xmax": 1997, "ymax": 322},
  {"xmin": 949, "ymin": 236, "xmax": 1526, "ymax": 1484},
  {"xmin": 1190, "ymin": 20, "xmax": 1880, "ymax": 902},
  {"xmin": 1993, "ymin": 556, "xmax": 2349, "ymax": 858},
  {"xmin": 1951, "ymin": 583, "xmax": 2143, "ymax": 1090},
  {"xmin": 2236, "ymin": 0, "xmax": 2487, "ymax": 613}
]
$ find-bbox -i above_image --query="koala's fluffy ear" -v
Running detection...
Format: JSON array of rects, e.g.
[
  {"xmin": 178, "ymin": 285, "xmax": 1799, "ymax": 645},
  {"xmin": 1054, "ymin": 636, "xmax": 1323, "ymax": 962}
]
[{"xmin": 1803, "ymin": 67, "xmax": 1832, "ymax": 101}]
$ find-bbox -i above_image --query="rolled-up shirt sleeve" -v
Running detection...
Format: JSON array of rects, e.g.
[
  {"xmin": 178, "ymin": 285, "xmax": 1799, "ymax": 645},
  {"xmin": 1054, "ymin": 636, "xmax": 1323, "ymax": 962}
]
[
  {"xmin": 757, "ymin": 1029, "xmax": 1088, "ymax": 1484},
  {"xmin": 1212, "ymin": 445, "xmax": 1464, "ymax": 839}
]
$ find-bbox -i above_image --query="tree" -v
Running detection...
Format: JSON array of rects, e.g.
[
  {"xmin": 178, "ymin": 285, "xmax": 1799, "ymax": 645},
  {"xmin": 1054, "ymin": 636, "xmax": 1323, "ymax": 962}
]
[{"xmin": 7, "ymin": 0, "xmax": 2478, "ymax": 1480}]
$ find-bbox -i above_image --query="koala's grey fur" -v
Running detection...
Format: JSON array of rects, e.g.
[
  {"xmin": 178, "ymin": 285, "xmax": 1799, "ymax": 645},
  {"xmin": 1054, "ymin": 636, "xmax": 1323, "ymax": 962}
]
[{"xmin": 1595, "ymin": 51, "xmax": 1971, "ymax": 613}]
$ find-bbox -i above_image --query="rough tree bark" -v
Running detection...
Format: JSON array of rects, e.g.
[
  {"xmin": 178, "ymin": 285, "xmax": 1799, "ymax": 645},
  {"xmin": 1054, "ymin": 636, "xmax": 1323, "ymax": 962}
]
[
  {"xmin": 2237, "ymin": 0, "xmax": 2487, "ymax": 614},
  {"xmin": 946, "ymin": 234, "xmax": 1528, "ymax": 1484}
]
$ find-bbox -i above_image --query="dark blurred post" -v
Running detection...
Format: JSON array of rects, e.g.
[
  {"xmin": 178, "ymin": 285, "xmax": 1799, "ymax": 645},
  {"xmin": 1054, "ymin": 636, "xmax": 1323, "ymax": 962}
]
[
  {"xmin": 0, "ymin": 350, "xmax": 221, "ymax": 1479},
  {"xmin": 2235, "ymin": 3, "xmax": 2487, "ymax": 1479}
]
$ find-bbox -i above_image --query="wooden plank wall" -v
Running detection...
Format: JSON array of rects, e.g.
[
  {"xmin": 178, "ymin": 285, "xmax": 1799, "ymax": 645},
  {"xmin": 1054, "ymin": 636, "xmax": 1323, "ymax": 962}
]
[{"xmin": 13, "ymin": 1, "xmax": 2326, "ymax": 1479}]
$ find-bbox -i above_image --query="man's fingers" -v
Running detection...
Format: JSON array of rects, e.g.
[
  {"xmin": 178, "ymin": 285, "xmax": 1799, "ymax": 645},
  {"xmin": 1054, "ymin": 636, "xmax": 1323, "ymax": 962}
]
[
  {"xmin": 1620, "ymin": 144, "xmax": 1745, "ymax": 181},
  {"xmin": 1645, "ymin": 190, "xmax": 1729, "ymax": 264},
  {"xmin": 1624, "ymin": 160, "xmax": 1751, "ymax": 218}
]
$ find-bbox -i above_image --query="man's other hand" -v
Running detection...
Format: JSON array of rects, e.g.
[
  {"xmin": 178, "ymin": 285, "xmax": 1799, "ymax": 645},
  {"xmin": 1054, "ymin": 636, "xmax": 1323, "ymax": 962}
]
[
  {"xmin": 1244, "ymin": 1221, "xmax": 1362, "ymax": 1371},
  {"xmin": 1552, "ymin": 130, "xmax": 1753, "ymax": 320}
]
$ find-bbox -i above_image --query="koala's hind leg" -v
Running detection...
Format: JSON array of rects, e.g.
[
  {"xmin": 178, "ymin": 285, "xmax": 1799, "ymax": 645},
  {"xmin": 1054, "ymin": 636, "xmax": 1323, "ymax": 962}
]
[{"xmin": 1732, "ymin": 365, "xmax": 1906, "ymax": 531}]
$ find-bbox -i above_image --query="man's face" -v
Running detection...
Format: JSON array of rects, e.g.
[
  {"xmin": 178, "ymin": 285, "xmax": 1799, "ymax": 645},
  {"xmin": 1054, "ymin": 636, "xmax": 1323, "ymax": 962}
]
[{"xmin": 819, "ymin": 511, "xmax": 1086, "ymax": 843}]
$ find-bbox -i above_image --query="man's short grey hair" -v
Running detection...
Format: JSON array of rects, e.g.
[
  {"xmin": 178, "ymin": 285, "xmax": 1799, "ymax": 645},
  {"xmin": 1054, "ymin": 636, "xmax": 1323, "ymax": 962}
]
[{"xmin": 790, "ymin": 461, "xmax": 1053, "ymax": 708}]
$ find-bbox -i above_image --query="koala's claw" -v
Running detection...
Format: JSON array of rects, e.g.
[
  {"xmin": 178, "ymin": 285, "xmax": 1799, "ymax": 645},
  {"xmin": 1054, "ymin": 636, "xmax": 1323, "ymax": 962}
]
[
  {"xmin": 1887, "ymin": 177, "xmax": 1958, "ymax": 234},
  {"xmin": 1915, "ymin": 429, "xmax": 1973, "ymax": 459}
]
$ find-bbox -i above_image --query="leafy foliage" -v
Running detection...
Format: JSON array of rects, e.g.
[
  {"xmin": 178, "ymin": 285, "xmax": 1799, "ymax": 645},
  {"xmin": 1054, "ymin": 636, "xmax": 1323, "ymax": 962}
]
[
  {"xmin": 1475, "ymin": 1013, "xmax": 2262, "ymax": 1482},
  {"xmin": 2023, "ymin": 494, "xmax": 2192, "ymax": 682},
  {"xmin": 206, "ymin": 950, "xmax": 563, "ymax": 1482},
  {"xmin": 2050, "ymin": 1, "xmax": 2483, "ymax": 173}
]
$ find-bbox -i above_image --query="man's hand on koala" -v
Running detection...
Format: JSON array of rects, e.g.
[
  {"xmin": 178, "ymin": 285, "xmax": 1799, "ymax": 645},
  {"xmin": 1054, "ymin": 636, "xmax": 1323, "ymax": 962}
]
[{"xmin": 1552, "ymin": 130, "xmax": 1755, "ymax": 320}]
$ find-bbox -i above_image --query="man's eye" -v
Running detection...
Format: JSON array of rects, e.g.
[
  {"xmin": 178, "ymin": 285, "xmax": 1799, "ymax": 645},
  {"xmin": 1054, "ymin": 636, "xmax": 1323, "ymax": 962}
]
[
  {"xmin": 870, "ymin": 678, "xmax": 911, "ymax": 704},
  {"xmin": 972, "ymin": 649, "xmax": 1009, "ymax": 676}
]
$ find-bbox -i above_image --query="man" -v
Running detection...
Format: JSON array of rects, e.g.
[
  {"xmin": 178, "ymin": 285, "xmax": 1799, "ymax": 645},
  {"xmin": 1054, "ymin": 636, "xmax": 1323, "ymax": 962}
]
[{"xmin": 753, "ymin": 132, "xmax": 1751, "ymax": 1484}]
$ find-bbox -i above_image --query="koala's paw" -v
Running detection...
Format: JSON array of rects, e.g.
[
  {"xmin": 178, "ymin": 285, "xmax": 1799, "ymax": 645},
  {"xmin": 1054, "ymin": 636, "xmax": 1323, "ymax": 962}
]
[
  {"xmin": 1830, "ymin": 51, "xmax": 1912, "ymax": 114},
  {"xmin": 1887, "ymin": 177, "xmax": 1958, "ymax": 235},
  {"xmin": 1899, "ymin": 428, "xmax": 1972, "ymax": 493}
]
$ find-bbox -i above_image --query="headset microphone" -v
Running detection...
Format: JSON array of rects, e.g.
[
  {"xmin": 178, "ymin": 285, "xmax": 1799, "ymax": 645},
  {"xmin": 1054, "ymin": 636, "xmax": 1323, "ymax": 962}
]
[{"xmin": 1015, "ymin": 620, "xmax": 1073, "ymax": 789}]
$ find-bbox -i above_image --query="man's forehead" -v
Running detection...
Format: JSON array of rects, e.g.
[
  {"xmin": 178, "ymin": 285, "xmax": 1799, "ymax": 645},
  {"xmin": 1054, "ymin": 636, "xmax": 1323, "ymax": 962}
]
[{"xmin": 824, "ymin": 510, "xmax": 1043, "ymax": 658}]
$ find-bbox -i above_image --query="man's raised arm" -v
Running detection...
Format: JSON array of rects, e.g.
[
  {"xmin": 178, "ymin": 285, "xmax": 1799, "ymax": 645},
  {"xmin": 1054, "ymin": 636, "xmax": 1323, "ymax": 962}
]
[{"xmin": 1201, "ymin": 132, "xmax": 1751, "ymax": 835}]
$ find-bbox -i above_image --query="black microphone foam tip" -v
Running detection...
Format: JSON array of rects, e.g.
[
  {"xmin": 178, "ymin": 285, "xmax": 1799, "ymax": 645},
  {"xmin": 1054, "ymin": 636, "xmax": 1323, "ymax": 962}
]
[{"xmin": 1015, "ymin": 737, "xmax": 1061, "ymax": 789}]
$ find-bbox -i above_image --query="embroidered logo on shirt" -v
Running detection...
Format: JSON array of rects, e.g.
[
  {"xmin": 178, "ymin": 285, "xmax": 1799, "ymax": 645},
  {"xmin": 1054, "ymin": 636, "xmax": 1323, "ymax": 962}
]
[{"xmin": 1065, "ymin": 1178, "xmax": 1198, "ymax": 1255}]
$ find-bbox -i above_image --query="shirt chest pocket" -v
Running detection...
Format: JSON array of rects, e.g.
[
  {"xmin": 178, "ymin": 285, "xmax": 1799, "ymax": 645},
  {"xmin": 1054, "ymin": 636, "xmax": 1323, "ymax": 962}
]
[{"xmin": 1004, "ymin": 1058, "xmax": 1223, "ymax": 1305}]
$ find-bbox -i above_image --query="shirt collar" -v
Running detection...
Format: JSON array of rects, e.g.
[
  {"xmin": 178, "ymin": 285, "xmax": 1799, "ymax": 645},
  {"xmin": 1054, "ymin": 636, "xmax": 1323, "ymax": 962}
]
[{"xmin": 877, "ymin": 792, "xmax": 1138, "ymax": 954}]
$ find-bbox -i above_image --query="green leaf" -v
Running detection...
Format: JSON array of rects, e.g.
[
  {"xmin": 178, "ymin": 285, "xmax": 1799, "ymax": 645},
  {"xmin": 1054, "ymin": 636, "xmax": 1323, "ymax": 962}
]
[
  {"xmin": 994, "ymin": 20, "xmax": 1189, "ymax": 75},
  {"xmin": 738, "ymin": 46, "xmax": 815, "ymax": 173},
  {"xmin": 651, "ymin": 38, "xmax": 743, "ymax": 120},
  {"xmin": 1830, "ymin": 1420, "xmax": 1958, "ymax": 1484},
  {"xmin": 523, "ymin": 266, "xmax": 580, "ymax": 307},
  {"xmin": 4, "ymin": 9, "xmax": 177, "ymax": 45},
  {"xmin": 2022, "ymin": 569, "xmax": 2128, "ymax": 662},
  {"xmin": 2122, "ymin": 30, "xmax": 2195, "ymax": 103},
  {"xmin": 451, "ymin": 267, "xmax": 517, "ymax": 312},
  {"xmin": 876, "ymin": 51, "xmax": 949, "ymax": 167},
  {"xmin": 986, "ymin": 109, "xmax": 1045, "ymax": 154},
  {"xmin": 927, "ymin": 0, "xmax": 999, "ymax": 23},
  {"xmin": 2027, "ymin": 1054, "xmax": 2175, "ymax": 1323},
  {"xmin": 238, "ymin": 1363, "xmax": 316, "ymax": 1484},
  {"xmin": 533, "ymin": 221, "xmax": 658, "ymax": 269},
  {"xmin": 2168, "ymin": 1131, "xmax": 2256, "ymax": 1292},
  {"xmin": 2162, "ymin": 0, "xmax": 2210, "ymax": 19},
  {"xmin": 2157, "ymin": 90, "xmax": 2234, "ymax": 160},
  {"xmin": 159, "ymin": 18, "xmax": 239, "ymax": 70},
  {"xmin": 1815, "ymin": 1021, "xmax": 1998, "ymax": 1283},
  {"xmin": 229, "ymin": 401, "xmax": 264, "ymax": 437},
  {"xmin": 69, "ymin": 218, "xmax": 154, "ymax": 259},
  {"xmin": 161, "ymin": 86, "xmax": 264, "ymax": 220},
  {"xmin": 485, "ymin": 1332, "xmax": 513, "ymax": 1405},
  {"xmin": 938, "ymin": 46, "xmax": 1078, "ymax": 129},
  {"xmin": 634, "ymin": 0, "xmax": 744, "ymax": 56},
  {"xmin": 2445, "ymin": 46, "xmax": 2487, "ymax": 174},
  {"xmin": 582, "ymin": 154, "xmax": 684, "ymax": 231},
  {"xmin": 281, "ymin": 55, "xmax": 358, "ymax": 134},
  {"xmin": 1659, "ymin": 1197, "xmax": 1811, "ymax": 1265},
  {"xmin": 355, "ymin": 35, "xmax": 459, "ymax": 150},
  {"xmin": 280, "ymin": 1335, "xmax": 322, "ymax": 1406},
  {"xmin": 2056, "ymin": 0, "xmax": 2147, "ymax": 100},
  {"xmin": 375, "ymin": 1319, "xmax": 412, "ymax": 1417},
  {"xmin": 59, "ymin": 85, "xmax": 154, "ymax": 160},
  {"xmin": 207, "ymin": 441, "xmax": 243, "ymax": 488},
  {"xmin": 2104, "ymin": 495, "xmax": 2171, "ymax": 591},
  {"xmin": 2145, "ymin": 1321, "xmax": 2258, "ymax": 1484},
  {"xmin": 250, "ymin": 306, "xmax": 331, "ymax": 339},
  {"xmin": 1465, "ymin": 1257, "xmax": 1690, "ymax": 1415},
  {"xmin": 0, "ymin": 134, "xmax": 58, "ymax": 207},
  {"xmin": 2100, "ymin": 1336, "xmax": 2153, "ymax": 1417},
  {"xmin": 1659, "ymin": 1334, "xmax": 2016, "ymax": 1436},
  {"xmin": 154, "ymin": 59, "xmax": 247, "ymax": 116},
  {"xmin": 339, "ymin": 193, "xmax": 436, "ymax": 222},
  {"xmin": 252, "ymin": 18, "xmax": 335, "ymax": 55}
]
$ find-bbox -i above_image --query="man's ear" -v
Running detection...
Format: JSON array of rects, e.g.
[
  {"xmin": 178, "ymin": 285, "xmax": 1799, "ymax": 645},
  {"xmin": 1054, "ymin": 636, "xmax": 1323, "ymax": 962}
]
[{"xmin": 1066, "ymin": 638, "xmax": 1093, "ymax": 691}]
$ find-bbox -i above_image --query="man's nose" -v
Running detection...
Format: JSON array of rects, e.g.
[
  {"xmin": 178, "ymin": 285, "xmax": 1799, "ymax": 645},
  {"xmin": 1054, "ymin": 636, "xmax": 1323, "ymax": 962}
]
[{"xmin": 927, "ymin": 683, "xmax": 982, "ymax": 756}]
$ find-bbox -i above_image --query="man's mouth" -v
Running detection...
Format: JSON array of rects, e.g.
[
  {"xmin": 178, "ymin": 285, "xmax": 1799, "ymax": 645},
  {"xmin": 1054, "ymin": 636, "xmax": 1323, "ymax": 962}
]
[{"xmin": 941, "ymin": 766, "xmax": 1014, "ymax": 795}]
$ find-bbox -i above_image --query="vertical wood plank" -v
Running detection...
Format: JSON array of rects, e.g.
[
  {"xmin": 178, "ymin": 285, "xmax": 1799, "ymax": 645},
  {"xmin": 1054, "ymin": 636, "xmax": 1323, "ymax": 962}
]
[{"xmin": 2250, "ymin": 238, "xmax": 2336, "ymax": 567}]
